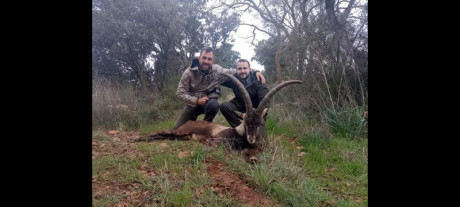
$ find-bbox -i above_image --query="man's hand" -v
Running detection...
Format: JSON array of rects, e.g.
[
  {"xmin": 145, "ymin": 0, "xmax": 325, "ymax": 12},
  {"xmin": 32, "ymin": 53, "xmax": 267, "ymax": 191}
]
[
  {"xmin": 197, "ymin": 96, "xmax": 209, "ymax": 105},
  {"xmin": 256, "ymin": 72, "xmax": 266, "ymax": 84}
]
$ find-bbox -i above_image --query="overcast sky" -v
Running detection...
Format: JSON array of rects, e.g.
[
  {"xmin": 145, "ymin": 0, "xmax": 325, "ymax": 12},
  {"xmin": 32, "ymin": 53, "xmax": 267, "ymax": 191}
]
[
  {"xmin": 204, "ymin": 0, "xmax": 269, "ymax": 70},
  {"xmin": 231, "ymin": 12, "xmax": 268, "ymax": 71}
]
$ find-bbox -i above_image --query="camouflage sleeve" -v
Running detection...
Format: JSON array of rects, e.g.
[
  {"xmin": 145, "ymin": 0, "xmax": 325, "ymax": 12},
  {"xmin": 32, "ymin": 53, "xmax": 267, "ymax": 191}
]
[
  {"xmin": 213, "ymin": 64, "xmax": 259, "ymax": 75},
  {"xmin": 176, "ymin": 70, "xmax": 198, "ymax": 107},
  {"xmin": 207, "ymin": 64, "xmax": 234, "ymax": 87},
  {"xmin": 213, "ymin": 64, "xmax": 236, "ymax": 75}
]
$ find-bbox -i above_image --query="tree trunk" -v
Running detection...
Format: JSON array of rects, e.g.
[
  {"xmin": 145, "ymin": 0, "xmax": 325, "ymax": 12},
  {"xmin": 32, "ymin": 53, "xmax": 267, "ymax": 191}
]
[
  {"xmin": 275, "ymin": 38, "xmax": 282, "ymax": 84},
  {"xmin": 324, "ymin": 0, "xmax": 355, "ymax": 62},
  {"xmin": 325, "ymin": 0, "xmax": 366, "ymax": 106},
  {"xmin": 298, "ymin": 48, "xmax": 306, "ymax": 76}
]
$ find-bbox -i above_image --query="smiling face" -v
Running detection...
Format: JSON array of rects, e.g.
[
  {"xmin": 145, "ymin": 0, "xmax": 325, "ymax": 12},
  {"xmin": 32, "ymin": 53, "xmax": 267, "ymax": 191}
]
[
  {"xmin": 236, "ymin": 61, "xmax": 251, "ymax": 79},
  {"xmin": 198, "ymin": 51, "xmax": 214, "ymax": 71}
]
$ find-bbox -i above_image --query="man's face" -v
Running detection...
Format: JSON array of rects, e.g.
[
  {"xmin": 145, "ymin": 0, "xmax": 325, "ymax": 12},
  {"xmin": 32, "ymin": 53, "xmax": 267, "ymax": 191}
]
[
  {"xmin": 236, "ymin": 61, "xmax": 250, "ymax": 79},
  {"xmin": 199, "ymin": 51, "xmax": 214, "ymax": 71}
]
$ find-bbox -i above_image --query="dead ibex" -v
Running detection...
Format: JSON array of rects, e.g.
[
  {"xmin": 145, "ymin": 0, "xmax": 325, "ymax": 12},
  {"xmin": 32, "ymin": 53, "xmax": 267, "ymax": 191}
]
[{"xmin": 134, "ymin": 73, "xmax": 302, "ymax": 148}]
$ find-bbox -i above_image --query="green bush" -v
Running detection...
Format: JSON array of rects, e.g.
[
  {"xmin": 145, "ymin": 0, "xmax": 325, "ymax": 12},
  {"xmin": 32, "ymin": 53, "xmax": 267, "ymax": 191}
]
[{"xmin": 323, "ymin": 106, "xmax": 367, "ymax": 139}]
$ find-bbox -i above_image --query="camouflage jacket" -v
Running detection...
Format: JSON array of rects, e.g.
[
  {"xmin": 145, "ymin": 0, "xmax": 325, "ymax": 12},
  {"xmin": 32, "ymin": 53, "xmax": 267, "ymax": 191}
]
[{"xmin": 176, "ymin": 64, "xmax": 236, "ymax": 107}]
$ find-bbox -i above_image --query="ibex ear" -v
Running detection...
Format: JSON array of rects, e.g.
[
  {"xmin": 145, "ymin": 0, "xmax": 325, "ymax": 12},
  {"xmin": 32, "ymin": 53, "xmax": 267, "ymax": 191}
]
[
  {"xmin": 261, "ymin": 108, "xmax": 268, "ymax": 117},
  {"xmin": 259, "ymin": 108, "xmax": 268, "ymax": 122},
  {"xmin": 234, "ymin": 111, "xmax": 244, "ymax": 119}
]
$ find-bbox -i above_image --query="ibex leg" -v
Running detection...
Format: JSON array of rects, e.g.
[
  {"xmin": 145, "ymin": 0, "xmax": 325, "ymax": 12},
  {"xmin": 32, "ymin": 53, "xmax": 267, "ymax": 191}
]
[{"xmin": 134, "ymin": 131, "xmax": 192, "ymax": 142}]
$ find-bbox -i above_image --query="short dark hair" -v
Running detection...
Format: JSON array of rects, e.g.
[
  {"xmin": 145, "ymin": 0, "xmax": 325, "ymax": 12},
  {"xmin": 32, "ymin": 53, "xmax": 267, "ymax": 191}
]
[
  {"xmin": 201, "ymin": 47, "xmax": 214, "ymax": 54},
  {"xmin": 237, "ymin": 59, "xmax": 250, "ymax": 68}
]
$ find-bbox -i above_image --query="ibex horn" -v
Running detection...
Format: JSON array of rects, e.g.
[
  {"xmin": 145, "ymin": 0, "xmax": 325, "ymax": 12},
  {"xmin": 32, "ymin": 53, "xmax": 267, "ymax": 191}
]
[
  {"xmin": 254, "ymin": 80, "xmax": 303, "ymax": 118},
  {"xmin": 220, "ymin": 73, "xmax": 253, "ymax": 114}
]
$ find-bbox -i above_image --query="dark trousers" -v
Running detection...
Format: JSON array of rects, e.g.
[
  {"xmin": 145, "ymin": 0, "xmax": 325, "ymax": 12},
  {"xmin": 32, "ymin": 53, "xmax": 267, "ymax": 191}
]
[
  {"xmin": 173, "ymin": 98, "xmax": 219, "ymax": 129},
  {"xmin": 220, "ymin": 101, "xmax": 245, "ymax": 128},
  {"xmin": 220, "ymin": 101, "xmax": 267, "ymax": 138}
]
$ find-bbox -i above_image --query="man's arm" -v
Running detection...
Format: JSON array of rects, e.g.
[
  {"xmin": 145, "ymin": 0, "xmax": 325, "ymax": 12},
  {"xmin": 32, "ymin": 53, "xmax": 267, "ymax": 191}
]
[
  {"xmin": 212, "ymin": 64, "xmax": 236, "ymax": 75},
  {"xmin": 249, "ymin": 70, "xmax": 266, "ymax": 84},
  {"xmin": 252, "ymin": 70, "xmax": 266, "ymax": 84},
  {"xmin": 257, "ymin": 80, "xmax": 270, "ymax": 105},
  {"xmin": 176, "ymin": 70, "xmax": 199, "ymax": 107},
  {"xmin": 213, "ymin": 64, "xmax": 265, "ymax": 84}
]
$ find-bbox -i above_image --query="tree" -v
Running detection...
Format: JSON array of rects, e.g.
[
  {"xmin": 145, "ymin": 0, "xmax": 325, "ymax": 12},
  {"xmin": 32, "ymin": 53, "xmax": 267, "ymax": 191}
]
[
  {"xmin": 92, "ymin": 0, "xmax": 156, "ymax": 90},
  {"xmin": 92, "ymin": 0, "xmax": 241, "ymax": 91},
  {"xmin": 229, "ymin": 0, "xmax": 367, "ymax": 108},
  {"xmin": 214, "ymin": 43, "xmax": 241, "ymax": 68},
  {"xmin": 324, "ymin": 0, "xmax": 368, "ymax": 105}
]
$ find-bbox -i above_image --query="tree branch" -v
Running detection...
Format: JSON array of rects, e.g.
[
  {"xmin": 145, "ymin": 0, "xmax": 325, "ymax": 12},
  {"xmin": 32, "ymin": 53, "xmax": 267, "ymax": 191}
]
[
  {"xmin": 240, "ymin": 23, "xmax": 274, "ymax": 36},
  {"xmin": 340, "ymin": 0, "xmax": 356, "ymax": 25}
]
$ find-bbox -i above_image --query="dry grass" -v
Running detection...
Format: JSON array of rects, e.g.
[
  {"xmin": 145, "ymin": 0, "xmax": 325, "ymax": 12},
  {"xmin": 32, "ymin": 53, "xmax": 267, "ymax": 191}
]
[{"xmin": 92, "ymin": 78, "xmax": 151, "ymax": 129}]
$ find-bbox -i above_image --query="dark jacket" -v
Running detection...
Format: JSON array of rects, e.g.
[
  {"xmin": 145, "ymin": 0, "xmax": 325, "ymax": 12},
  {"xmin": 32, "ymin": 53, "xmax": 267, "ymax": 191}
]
[{"xmin": 221, "ymin": 71, "xmax": 269, "ymax": 110}]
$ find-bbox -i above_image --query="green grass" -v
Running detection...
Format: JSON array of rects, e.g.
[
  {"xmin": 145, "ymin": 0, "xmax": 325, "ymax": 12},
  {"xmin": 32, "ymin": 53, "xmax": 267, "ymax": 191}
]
[
  {"xmin": 92, "ymin": 130, "xmax": 111, "ymax": 142},
  {"xmin": 224, "ymin": 134, "xmax": 333, "ymax": 206},
  {"xmin": 168, "ymin": 180, "xmax": 194, "ymax": 206},
  {"xmin": 92, "ymin": 155, "xmax": 143, "ymax": 183},
  {"xmin": 265, "ymin": 117, "xmax": 299, "ymax": 138},
  {"xmin": 93, "ymin": 110, "xmax": 368, "ymax": 206},
  {"xmin": 323, "ymin": 106, "xmax": 367, "ymax": 139},
  {"xmin": 297, "ymin": 133, "xmax": 368, "ymax": 205},
  {"xmin": 93, "ymin": 195, "xmax": 124, "ymax": 207},
  {"xmin": 138, "ymin": 120, "xmax": 176, "ymax": 134}
]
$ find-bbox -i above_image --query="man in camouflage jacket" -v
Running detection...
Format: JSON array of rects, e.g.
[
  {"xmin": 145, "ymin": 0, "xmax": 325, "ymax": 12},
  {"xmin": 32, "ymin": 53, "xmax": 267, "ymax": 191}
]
[{"xmin": 173, "ymin": 47, "xmax": 265, "ymax": 129}]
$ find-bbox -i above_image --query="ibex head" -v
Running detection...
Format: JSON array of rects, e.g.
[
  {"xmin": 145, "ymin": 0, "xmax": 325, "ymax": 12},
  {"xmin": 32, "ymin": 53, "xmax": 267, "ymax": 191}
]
[{"xmin": 220, "ymin": 73, "xmax": 302, "ymax": 144}]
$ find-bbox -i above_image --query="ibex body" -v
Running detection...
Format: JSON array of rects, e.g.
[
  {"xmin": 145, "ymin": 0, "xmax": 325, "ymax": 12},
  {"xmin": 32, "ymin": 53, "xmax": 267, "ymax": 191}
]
[
  {"xmin": 135, "ymin": 120, "xmax": 247, "ymax": 148},
  {"xmin": 135, "ymin": 73, "xmax": 302, "ymax": 149}
]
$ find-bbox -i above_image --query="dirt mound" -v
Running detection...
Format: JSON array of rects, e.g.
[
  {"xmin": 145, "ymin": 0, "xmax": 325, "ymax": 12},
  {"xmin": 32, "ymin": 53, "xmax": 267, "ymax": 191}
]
[{"xmin": 207, "ymin": 161, "xmax": 277, "ymax": 206}]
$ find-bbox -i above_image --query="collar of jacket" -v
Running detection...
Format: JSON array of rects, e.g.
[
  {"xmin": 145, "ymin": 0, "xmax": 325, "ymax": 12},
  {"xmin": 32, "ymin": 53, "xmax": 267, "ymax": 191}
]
[{"xmin": 234, "ymin": 72, "xmax": 255, "ymax": 88}]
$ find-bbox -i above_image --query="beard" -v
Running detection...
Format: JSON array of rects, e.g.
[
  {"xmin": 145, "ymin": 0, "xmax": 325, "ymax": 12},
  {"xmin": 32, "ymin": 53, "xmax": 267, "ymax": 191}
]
[
  {"xmin": 199, "ymin": 63, "xmax": 212, "ymax": 70},
  {"xmin": 238, "ymin": 73, "xmax": 248, "ymax": 79}
]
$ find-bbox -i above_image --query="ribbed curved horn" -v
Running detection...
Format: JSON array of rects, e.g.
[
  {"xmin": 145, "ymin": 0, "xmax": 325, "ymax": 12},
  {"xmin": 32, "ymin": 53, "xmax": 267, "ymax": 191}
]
[
  {"xmin": 220, "ymin": 73, "xmax": 253, "ymax": 114},
  {"xmin": 255, "ymin": 80, "xmax": 302, "ymax": 118}
]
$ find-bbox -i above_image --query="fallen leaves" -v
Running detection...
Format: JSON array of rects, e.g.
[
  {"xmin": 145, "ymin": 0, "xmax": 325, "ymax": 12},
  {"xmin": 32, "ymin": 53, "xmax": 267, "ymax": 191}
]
[
  {"xmin": 141, "ymin": 171, "xmax": 157, "ymax": 179},
  {"xmin": 177, "ymin": 150, "xmax": 196, "ymax": 159},
  {"xmin": 108, "ymin": 130, "xmax": 119, "ymax": 135},
  {"xmin": 195, "ymin": 187, "xmax": 205, "ymax": 196},
  {"xmin": 159, "ymin": 142, "xmax": 168, "ymax": 148},
  {"xmin": 178, "ymin": 151, "xmax": 189, "ymax": 159},
  {"xmin": 325, "ymin": 167, "xmax": 337, "ymax": 173}
]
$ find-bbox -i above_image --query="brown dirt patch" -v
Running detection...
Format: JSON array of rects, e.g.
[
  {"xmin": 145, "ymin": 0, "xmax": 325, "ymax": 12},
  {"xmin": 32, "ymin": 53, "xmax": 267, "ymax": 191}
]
[
  {"xmin": 93, "ymin": 130, "xmax": 160, "ymax": 206},
  {"xmin": 206, "ymin": 161, "xmax": 277, "ymax": 206},
  {"xmin": 92, "ymin": 180, "xmax": 158, "ymax": 206},
  {"xmin": 92, "ymin": 130, "xmax": 141, "ymax": 160}
]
